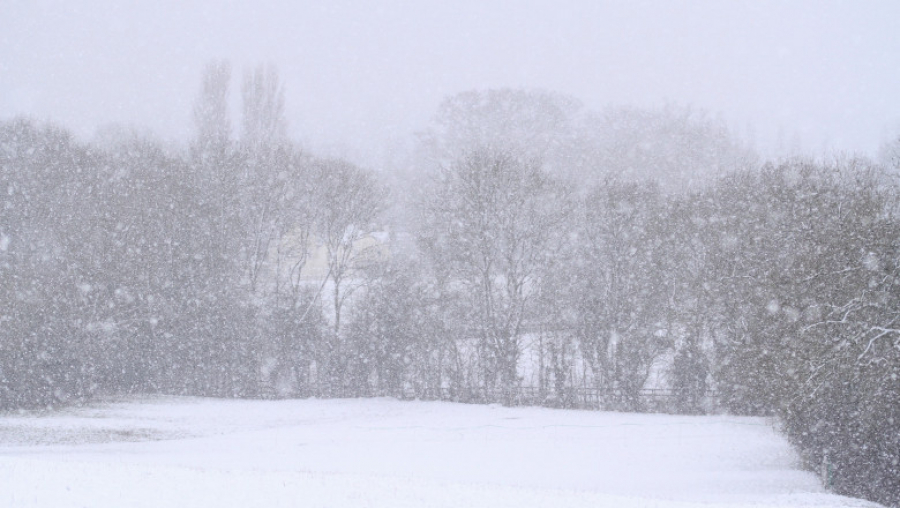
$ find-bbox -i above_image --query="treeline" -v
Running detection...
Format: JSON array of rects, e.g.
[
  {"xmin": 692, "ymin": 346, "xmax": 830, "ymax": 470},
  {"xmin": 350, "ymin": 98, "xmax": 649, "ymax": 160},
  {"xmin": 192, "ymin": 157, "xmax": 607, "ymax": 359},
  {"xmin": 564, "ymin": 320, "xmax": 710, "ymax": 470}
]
[
  {"xmin": 0, "ymin": 63, "xmax": 388, "ymax": 404},
  {"xmin": 1, "ymin": 67, "xmax": 899, "ymax": 505},
  {"xmin": 410, "ymin": 149, "xmax": 900, "ymax": 505}
]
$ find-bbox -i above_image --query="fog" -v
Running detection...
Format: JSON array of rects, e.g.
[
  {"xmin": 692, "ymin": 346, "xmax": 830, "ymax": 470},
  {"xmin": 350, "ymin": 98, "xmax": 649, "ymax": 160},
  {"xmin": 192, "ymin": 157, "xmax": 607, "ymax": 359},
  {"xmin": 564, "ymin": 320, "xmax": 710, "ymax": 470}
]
[
  {"xmin": 4, "ymin": 3, "xmax": 900, "ymax": 505},
  {"xmin": 2, "ymin": 0, "xmax": 899, "ymax": 163}
]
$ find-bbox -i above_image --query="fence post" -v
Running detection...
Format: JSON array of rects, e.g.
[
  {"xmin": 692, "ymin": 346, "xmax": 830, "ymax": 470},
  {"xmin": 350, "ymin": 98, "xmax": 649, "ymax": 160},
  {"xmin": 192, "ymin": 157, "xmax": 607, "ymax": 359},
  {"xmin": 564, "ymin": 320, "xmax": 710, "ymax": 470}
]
[{"xmin": 822, "ymin": 451, "xmax": 833, "ymax": 489}]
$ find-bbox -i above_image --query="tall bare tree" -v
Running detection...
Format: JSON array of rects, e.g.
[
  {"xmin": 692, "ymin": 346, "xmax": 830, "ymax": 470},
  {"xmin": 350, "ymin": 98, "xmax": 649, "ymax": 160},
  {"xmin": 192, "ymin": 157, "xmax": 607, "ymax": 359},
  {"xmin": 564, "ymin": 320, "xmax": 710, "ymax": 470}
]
[
  {"xmin": 192, "ymin": 60, "xmax": 232, "ymax": 159},
  {"xmin": 242, "ymin": 63, "xmax": 286, "ymax": 151}
]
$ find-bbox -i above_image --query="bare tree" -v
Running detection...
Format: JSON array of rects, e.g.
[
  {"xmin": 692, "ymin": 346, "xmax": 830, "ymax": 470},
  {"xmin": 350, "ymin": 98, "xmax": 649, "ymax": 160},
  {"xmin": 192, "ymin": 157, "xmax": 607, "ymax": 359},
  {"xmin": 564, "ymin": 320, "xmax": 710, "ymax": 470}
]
[
  {"xmin": 571, "ymin": 178, "xmax": 671, "ymax": 410},
  {"xmin": 419, "ymin": 149, "xmax": 571, "ymax": 404},
  {"xmin": 192, "ymin": 60, "xmax": 232, "ymax": 159},
  {"xmin": 312, "ymin": 158, "xmax": 386, "ymax": 336},
  {"xmin": 241, "ymin": 63, "xmax": 286, "ymax": 151},
  {"xmin": 576, "ymin": 105, "xmax": 758, "ymax": 192}
]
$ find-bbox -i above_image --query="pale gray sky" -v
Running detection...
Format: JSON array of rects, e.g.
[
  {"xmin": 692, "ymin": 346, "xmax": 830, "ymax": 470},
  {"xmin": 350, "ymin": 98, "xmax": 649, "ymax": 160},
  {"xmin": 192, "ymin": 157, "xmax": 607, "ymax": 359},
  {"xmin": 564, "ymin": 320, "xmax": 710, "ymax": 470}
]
[{"xmin": 2, "ymin": 0, "xmax": 899, "ymax": 162}]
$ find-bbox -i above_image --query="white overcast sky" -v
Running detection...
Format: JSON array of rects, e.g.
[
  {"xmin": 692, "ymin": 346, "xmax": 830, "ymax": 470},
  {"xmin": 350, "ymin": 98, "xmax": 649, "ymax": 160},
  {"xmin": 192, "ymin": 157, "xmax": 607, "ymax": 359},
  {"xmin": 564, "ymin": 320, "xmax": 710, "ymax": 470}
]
[{"xmin": 2, "ymin": 0, "xmax": 899, "ymax": 162}]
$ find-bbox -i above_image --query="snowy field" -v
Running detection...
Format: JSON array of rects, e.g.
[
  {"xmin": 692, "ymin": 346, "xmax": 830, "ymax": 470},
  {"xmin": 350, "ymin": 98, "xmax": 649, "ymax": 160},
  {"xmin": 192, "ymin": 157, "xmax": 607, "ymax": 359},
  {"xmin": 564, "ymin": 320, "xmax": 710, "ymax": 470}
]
[{"xmin": 0, "ymin": 397, "xmax": 882, "ymax": 508}]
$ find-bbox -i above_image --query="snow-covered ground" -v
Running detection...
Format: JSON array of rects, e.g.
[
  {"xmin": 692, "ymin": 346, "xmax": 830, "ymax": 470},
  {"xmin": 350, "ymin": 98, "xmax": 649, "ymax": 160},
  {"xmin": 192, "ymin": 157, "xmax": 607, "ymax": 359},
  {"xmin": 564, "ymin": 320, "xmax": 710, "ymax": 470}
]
[{"xmin": 0, "ymin": 397, "xmax": 882, "ymax": 507}]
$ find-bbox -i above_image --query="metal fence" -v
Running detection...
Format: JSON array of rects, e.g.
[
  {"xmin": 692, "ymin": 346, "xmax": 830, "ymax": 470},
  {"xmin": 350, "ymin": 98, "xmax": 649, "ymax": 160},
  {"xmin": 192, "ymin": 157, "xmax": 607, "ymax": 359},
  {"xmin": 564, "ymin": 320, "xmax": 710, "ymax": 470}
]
[{"xmin": 387, "ymin": 385, "xmax": 716, "ymax": 414}]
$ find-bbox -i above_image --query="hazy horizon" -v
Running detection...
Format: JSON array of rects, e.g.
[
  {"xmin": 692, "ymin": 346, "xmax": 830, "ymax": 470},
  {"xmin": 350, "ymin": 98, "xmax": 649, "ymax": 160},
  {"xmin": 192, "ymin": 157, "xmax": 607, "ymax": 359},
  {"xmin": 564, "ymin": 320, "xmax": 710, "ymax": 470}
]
[{"xmin": 3, "ymin": 0, "xmax": 899, "ymax": 165}]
